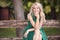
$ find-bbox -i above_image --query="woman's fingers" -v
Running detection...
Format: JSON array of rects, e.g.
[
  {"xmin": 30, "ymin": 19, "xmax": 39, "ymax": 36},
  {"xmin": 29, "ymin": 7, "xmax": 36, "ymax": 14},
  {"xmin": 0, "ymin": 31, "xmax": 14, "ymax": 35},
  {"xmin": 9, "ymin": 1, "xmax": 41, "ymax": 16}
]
[
  {"xmin": 24, "ymin": 31, "xmax": 29, "ymax": 38},
  {"xmin": 24, "ymin": 32, "xmax": 27, "ymax": 38}
]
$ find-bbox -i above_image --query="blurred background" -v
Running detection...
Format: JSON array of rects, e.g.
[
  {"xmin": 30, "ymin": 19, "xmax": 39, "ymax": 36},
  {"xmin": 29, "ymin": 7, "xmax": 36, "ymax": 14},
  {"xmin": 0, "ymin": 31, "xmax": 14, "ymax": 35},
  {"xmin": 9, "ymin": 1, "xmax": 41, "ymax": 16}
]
[{"xmin": 0, "ymin": 0, "xmax": 60, "ymax": 40}]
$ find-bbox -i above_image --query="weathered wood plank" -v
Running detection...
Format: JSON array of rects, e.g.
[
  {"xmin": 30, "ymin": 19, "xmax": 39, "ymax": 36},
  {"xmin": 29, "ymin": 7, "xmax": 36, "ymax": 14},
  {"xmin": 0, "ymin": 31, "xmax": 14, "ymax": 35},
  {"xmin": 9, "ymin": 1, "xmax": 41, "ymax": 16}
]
[
  {"xmin": 0, "ymin": 20, "xmax": 60, "ymax": 28},
  {"xmin": 0, "ymin": 35, "xmax": 60, "ymax": 40}
]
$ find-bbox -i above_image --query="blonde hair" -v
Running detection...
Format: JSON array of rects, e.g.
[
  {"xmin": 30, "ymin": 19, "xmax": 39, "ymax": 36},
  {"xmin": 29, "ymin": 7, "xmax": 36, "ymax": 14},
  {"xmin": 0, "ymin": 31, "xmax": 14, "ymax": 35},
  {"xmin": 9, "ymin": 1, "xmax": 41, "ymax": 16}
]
[{"xmin": 28, "ymin": 2, "xmax": 46, "ymax": 23}]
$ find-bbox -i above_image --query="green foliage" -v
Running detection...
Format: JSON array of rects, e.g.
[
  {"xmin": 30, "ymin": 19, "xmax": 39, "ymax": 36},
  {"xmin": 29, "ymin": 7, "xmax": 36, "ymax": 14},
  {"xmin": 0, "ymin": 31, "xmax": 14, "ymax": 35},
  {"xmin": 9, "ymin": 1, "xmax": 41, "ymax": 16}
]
[
  {"xmin": 23, "ymin": 0, "xmax": 53, "ymax": 19},
  {"xmin": 44, "ymin": 27, "xmax": 60, "ymax": 36},
  {"xmin": 44, "ymin": 5, "xmax": 51, "ymax": 14},
  {"xmin": 24, "ymin": 2, "xmax": 33, "ymax": 12},
  {"xmin": 55, "ymin": 6, "xmax": 59, "ymax": 13},
  {"xmin": 0, "ymin": 28, "xmax": 16, "ymax": 37},
  {"xmin": 23, "ymin": 0, "xmax": 35, "ymax": 19},
  {"xmin": 0, "ymin": 0, "xmax": 60, "ymax": 19},
  {"xmin": 0, "ymin": 0, "xmax": 12, "ymax": 7},
  {"xmin": 0, "ymin": 28, "xmax": 60, "ymax": 37}
]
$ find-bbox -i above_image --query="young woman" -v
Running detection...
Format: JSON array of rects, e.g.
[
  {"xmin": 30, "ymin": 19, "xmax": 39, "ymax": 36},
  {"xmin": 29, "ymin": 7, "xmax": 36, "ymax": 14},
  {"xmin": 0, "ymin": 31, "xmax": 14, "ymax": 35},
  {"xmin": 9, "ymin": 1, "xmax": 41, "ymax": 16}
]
[{"xmin": 23, "ymin": 2, "xmax": 48, "ymax": 40}]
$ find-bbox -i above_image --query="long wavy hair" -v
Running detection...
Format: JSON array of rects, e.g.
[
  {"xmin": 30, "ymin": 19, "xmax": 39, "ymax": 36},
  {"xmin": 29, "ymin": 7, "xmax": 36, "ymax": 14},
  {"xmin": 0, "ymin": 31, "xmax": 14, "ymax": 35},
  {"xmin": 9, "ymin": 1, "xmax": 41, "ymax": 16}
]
[{"xmin": 28, "ymin": 2, "xmax": 46, "ymax": 22}]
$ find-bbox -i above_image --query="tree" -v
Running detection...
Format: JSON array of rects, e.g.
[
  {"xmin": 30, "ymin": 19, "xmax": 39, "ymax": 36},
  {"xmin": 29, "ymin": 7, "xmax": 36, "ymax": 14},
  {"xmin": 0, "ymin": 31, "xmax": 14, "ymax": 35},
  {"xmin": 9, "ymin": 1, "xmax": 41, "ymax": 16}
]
[
  {"xmin": 13, "ymin": 0, "xmax": 25, "ymax": 37},
  {"xmin": 49, "ymin": 0, "xmax": 57, "ymax": 19},
  {"xmin": 13, "ymin": 0, "xmax": 25, "ymax": 20}
]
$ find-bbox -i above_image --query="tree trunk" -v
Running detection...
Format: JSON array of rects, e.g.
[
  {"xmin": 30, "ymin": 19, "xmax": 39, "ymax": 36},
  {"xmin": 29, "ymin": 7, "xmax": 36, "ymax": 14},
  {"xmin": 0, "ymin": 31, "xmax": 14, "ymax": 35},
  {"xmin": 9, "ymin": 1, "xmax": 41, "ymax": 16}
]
[
  {"xmin": 50, "ymin": 0, "xmax": 57, "ymax": 19},
  {"xmin": 12, "ymin": 0, "xmax": 25, "ymax": 37},
  {"xmin": 51, "ymin": 7, "xmax": 57, "ymax": 19},
  {"xmin": 13, "ymin": 0, "xmax": 25, "ymax": 20}
]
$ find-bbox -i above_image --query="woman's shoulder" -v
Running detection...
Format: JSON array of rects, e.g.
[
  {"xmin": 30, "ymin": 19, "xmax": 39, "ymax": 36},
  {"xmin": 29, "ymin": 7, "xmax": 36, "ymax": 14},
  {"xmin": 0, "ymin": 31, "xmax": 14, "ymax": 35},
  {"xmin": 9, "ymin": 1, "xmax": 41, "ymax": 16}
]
[{"xmin": 27, "ymin": 14, "xmax": 31, "ymax": 21}]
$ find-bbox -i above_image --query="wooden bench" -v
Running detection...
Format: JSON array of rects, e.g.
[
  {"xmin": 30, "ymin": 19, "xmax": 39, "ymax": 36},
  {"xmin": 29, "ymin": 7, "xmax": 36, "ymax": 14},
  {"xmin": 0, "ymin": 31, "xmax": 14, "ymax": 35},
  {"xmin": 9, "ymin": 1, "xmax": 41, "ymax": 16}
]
[
  {"xmin": 0, "ymin": 20, "xmax": 60, "ymax": 28},
  {"xmin": 0, "ymin": 35, "xmax": 60, "ymax": 40},
  {"xmin": 0, "ymin": 20, "xmax": 60, "ymax": 40}
]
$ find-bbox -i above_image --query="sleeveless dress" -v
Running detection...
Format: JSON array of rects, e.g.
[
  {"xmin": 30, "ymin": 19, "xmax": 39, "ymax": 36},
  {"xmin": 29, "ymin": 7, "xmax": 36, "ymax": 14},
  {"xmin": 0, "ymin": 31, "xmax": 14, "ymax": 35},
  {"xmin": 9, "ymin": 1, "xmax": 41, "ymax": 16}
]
[{"xmin": 23, "ymin": 14, "xmax": 48, "ymax": 40}]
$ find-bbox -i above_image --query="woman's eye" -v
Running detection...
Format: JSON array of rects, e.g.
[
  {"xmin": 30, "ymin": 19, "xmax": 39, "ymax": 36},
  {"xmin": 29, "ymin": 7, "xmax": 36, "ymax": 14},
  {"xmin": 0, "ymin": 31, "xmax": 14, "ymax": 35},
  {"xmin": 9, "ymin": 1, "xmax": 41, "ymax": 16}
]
[
  {"xmin": 37, "ymin": 8, "xmax": 39, "ymax": 9},
  {"xmin": 33, "ymin": 8, "xmax": 35, "ymax": 9}
]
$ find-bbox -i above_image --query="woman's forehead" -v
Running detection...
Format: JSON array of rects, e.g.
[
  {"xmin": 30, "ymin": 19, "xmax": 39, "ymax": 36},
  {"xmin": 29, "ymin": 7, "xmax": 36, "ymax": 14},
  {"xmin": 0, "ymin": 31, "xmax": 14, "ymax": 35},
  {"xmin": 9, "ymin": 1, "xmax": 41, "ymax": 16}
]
[{"xmin": 32, "ymin": 5, "xmax": 40, "ymax": 8}]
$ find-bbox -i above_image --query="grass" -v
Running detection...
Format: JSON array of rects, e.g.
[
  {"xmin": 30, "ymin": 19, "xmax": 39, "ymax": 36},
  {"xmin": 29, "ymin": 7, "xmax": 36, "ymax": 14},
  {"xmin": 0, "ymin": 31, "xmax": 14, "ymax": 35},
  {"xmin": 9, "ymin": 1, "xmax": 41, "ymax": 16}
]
[
  {"xmin": 0, "ymin": 28, "xmax": 16, "ymax": 37},
  {"xmin": 0, "ymin": 27, "xmax": 60, "ymax": 37},
  {"xmin": 44, "ymin": 27, "xmax": 60, "ymax": 36}
]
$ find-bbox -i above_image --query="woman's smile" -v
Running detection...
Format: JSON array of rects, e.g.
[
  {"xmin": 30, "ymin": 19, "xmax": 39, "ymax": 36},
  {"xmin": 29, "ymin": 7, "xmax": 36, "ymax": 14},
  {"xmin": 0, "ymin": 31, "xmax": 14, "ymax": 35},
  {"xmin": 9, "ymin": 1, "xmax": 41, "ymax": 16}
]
[{"xmin": 32, "ymin": 5, "xmax": 40, "ymax": 14}]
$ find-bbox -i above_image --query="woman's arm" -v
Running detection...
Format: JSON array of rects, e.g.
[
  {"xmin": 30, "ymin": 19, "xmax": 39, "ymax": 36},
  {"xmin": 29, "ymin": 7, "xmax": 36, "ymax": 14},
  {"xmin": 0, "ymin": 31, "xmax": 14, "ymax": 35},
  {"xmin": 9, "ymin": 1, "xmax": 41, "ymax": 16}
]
[
  {"xmin": 35, "ymin": 14, "xmax": 40, "ymax": 30},
  {"xmin": 24, "ymin": 15, "xmax": 40, "ymax": 38},
  {"xmin": 24, "ymin": 28, "xmax": 34, "ymax": 38},
  {"xmin": 28, "ymin": 14, "xmax": 40, "ymax": 30},
  {"xmin": 27, "ymin": 14, "xmax": 36, "ymax": 29},
  {"xmin": 28, "ymin": 28, "xmax": 34, "ymax": 31}
]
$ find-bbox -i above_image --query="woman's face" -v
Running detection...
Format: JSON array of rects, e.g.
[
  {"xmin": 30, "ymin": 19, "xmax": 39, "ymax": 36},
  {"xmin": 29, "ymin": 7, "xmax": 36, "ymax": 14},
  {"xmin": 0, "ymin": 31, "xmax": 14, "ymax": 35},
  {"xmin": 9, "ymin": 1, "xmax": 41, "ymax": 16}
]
[{"xmin": 32, "ymin": 5, "xmax": 40, "ymax": 15}]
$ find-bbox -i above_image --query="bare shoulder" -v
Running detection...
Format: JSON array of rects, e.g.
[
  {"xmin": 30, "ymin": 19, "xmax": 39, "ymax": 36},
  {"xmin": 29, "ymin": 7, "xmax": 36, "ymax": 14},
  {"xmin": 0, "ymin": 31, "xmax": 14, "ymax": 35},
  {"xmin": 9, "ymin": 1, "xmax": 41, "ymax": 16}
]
[{"xmin": 27, "ymin": 14, "xmax": 32, "ymax": 20}]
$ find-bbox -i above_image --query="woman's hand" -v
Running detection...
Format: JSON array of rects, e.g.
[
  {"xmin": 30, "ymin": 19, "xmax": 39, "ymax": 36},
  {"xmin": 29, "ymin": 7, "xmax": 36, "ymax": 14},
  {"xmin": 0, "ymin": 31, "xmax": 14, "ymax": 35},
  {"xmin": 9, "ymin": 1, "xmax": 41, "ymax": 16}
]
[
  {"xmin": 35, "ymin": 13, "xmax": 39, "ymax": 19},
  {"xmin": 24, "ymin": 30, "xmax": 29, "ymax": 38},
  {"xmin": 24, "ymin": 28, "xmax": 34, "ymax": 38}
]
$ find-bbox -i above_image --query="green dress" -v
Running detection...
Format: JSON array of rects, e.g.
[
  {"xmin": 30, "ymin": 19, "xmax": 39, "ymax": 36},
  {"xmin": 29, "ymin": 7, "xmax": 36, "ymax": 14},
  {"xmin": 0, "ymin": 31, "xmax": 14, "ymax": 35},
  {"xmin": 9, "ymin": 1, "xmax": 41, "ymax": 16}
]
[{"xmin": 23, "ymin": 14, "xmax": 48, "ymax": 40}]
